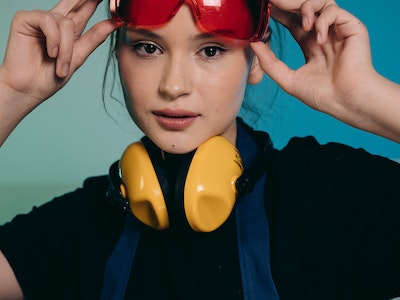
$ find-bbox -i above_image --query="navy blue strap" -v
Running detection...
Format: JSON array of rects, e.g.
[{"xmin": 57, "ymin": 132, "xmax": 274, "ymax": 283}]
[
  {"xmin": 235, "ymin": 123, "xmax": 279, "ymax": 300},
  {"xmin": 100, "ymin": 214, "xmax": 141, "ymax": 300},
  {"xmin": 235, "ymin": 173, "xmax": 279, "ymax": 300}
]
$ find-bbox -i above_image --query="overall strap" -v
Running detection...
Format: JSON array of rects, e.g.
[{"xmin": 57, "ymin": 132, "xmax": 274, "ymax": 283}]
[
  {"xmin": 100, "ymin": 214, "xmax": 141, "ymax": 300},
  {"xmin": 235, "ymin": 174, "xmax": 279, "ymax": 300},
  {"xmin": 235, "ymin": 122, "xmax": 279, "ymax": 300}
]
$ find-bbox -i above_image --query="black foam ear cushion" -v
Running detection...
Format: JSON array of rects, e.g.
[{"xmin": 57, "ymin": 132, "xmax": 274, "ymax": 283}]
[
  {"xmin": 162, "ymin": 151, "xmax": 196, "ymax": 231},
  {"xmin": 119, "ymin": 136, "xmax": 243, "ymax": 232},
  {"xmin": 142, "ymin": 137, "xmax": 196, "ymax": 231}
]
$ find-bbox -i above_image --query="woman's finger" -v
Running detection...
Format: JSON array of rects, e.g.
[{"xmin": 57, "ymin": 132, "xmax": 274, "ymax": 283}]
[
  {"xmin": 54, "ymin": 15, "xmax": 76, "ymax": 78},
  {"xmin": 50, "ymin": 0, "xmax": 100, "ymax": 35},
  {"xmin": 300, "ymin": 0, "xmax": 337, "ymax": 30},
  {"xmin": 250, "ymin": 41, "xmax": 295, "ymax": 94},
  {"xmin": 69, "ymin": 19, "xmax": 119, "ymax": 74}
]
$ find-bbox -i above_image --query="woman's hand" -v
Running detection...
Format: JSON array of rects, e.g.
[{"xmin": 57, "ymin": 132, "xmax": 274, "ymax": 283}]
[
  {"xmin": 252, "ymin": 4, "xmax": 400, "ymax": 142},
  {"xmin": 253, "ymin": 4, "xmax": 372, "ymax": 112},
  {"xmin": 0, "ymin": 0, "xmax": 119, "ymax": 146},
  {"xmin": 0, "ymin": 0, "xmax": 118, "ymax": 105}
]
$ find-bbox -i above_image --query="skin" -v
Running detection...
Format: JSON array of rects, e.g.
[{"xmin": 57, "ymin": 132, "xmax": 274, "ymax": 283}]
[
  {"xmin": 269, "ymin": 0, "xmax": 337, "ymax": 32},
  {"xmin": 116, "ymin": 5, "xmax": 263, "ymax": 154}
]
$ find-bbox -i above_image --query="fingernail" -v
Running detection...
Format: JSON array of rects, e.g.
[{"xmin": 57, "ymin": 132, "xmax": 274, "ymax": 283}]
[
  {"xmin": 61, "ymin": 63, "xmax": 70, "ymax": 77},
  {"xmin": 317, "ymin": 32, "xmax": 323, "ymax": 44},
  {"xmin": 303, "ymin": 16, "xmax": 310, "ymax": 29},
  {"xmin": 52, "ymin": 46, "xmax": 59, "ymax": 57}
]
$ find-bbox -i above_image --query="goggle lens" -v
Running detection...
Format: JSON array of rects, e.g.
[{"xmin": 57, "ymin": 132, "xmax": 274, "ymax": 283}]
[{"xmin": 110, "ymin": 0, "xmax": 270, "ymax": 41}]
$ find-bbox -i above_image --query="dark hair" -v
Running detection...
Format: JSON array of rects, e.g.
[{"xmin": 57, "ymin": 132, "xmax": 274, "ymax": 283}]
[
  {"xmin": 102, "ymin": 30, "xmax": 123, "ymax": 117},
  {"xmin": 238, "ymin": 19, "xmax": 285, "ymax": 127}
]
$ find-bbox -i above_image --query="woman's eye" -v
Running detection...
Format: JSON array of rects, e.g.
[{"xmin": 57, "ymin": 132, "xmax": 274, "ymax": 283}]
[
  {"xmin": 201, "ymin": 46, "xmax": 226, "ymax": 58},
  {"xmin": 131, "ymin": 42, "xmax": 161, "ymax": 56}
]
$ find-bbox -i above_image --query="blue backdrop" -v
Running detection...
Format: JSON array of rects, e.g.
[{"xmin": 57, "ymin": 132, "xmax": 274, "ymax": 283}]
[{"xmin": 251, "ymin": 0, "xmax": 400, "ymax": 159}]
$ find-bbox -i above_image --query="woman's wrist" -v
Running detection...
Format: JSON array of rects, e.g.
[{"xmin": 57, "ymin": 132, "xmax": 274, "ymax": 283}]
[
  {"xmin": 0, "ymin": 69, "xmax": 39, "ymax": 146},
  {"xmin": 335, "ymin": 70, "xmax": 400, "ymax": 142}
]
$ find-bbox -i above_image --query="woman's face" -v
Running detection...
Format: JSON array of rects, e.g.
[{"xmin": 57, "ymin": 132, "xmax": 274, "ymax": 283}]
[{"xmin": 117, "ymin": 4, "xmax": 261, "ymax": 154}]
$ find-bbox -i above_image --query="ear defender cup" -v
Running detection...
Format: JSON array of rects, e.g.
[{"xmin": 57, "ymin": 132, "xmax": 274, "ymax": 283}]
[
  {"xmin": 119, "ymin": 142, "xmax": 170, "ymax": 230},
  {"xmin": 183, "ymin": 136, "xmax": 243, "ymax": 232},
  {"xmin": 119, "ymin": 136, "xmax": 244, "ymax": 232}
]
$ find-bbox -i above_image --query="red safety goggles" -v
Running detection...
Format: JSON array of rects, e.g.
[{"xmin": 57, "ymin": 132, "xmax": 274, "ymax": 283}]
[{"xmin": 110, "ymin": 0, "xmax": 270, "ymax": 41}]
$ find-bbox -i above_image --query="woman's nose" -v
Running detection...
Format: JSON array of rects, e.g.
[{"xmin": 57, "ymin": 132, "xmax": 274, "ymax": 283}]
[{"xmin": 159, "ymin": 56, "xmax": 193, "ymax": 100}]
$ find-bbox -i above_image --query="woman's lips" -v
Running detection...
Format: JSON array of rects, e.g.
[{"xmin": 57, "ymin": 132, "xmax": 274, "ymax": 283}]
[{"xmin": 153, "ymin": 109, "xmax": 199, "ymax": 130}]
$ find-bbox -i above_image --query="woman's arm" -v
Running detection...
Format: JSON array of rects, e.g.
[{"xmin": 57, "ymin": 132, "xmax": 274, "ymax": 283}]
[
  {"xmin": 0, "ymin": 0, "xmax": 118, "ymax": 297},
  {"xmin": 252, "ymin": 4, "xmax": 400, "ymax": 143},
  {"xmin": 0, "ymin": 251, "xmax": 23, "ymax": 299}
]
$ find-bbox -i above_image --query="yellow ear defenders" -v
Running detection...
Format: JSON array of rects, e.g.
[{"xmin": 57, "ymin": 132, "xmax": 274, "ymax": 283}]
[{"xmin": 118, "ymin": 136, "xmax": 244, "ymax": 233}]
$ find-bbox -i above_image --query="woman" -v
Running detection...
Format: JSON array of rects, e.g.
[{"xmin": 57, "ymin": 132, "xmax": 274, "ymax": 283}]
[{"xmin": 0, "ymin": 0, "xmax": 399, "ymax": 299}]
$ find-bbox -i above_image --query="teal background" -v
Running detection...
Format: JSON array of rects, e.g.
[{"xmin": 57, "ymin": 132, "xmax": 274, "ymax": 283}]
[{"xmin": 0, "ymin": 1, "xmax": 399, "ymax": 224}]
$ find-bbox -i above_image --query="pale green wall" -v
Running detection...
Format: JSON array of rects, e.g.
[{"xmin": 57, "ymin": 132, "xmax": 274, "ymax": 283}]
[
  {"xmin": 0, "ymin": 1, "xmax": 143, "ymax": 224},
  {"xmin": 1, "ymin": 0, "xmax": 399, "ymax": 224}
]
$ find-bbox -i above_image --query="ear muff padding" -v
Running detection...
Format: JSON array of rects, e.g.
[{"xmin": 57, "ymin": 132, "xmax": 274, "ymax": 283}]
[{"xmin": 119, "ymin": 136, "xmax": 243, "ymax": 232}]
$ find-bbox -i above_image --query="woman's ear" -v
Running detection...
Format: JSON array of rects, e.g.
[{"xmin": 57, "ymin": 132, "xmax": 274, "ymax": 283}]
[{"xmin": 247, "ymin": 52, "xmax": 264, "ymax": 85}]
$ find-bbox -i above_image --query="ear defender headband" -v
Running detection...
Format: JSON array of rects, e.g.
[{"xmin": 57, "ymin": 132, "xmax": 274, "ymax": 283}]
[
  {"xmin": 118, "ymin": 136, "xmax": 244, "ymax": 232},
  {"xmin": 110, "ymin": 0, "xmax": 271, "ymax": 41}
]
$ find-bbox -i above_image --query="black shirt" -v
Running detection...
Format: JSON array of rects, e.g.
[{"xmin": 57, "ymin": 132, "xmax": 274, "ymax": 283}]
[{"xmin": 1, "ymin": 136, "xmax": 400, "ymax": 300}]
